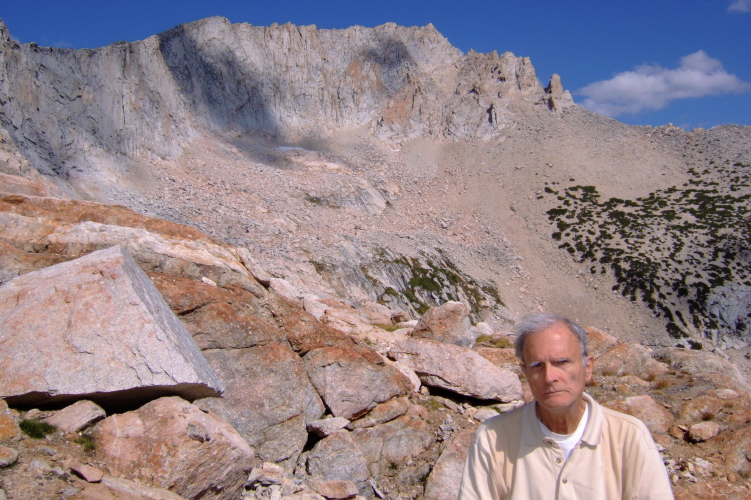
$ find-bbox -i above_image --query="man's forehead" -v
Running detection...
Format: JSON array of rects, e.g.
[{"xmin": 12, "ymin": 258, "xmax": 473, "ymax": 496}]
[{"xmin": 522, "ymin": 323, "xmax": 580, "ymax": 356}]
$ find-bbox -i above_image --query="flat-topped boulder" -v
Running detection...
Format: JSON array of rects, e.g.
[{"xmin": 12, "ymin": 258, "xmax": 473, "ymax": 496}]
[
  {"xmin": 389, "ymin": 337, "xmax": 522, "ymax": 402},
  {"xmin": 0, "ymin": 246, "xmax": 223, "ymax": 409}
]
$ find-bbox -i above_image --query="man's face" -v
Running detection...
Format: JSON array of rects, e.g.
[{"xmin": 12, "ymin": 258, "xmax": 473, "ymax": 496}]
[{"xmin": 521, "ymin": 322, "xmax": 593, "ymax": 415}]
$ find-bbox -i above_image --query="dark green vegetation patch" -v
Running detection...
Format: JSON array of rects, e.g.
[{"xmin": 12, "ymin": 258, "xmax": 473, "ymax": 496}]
[
  {"xmin": 544, "ymin": 160, "xmax": 750, "ymax": 339},
  {"xmin": 19, "ymin": 419, "xmax": 57, "ymax": 439}
]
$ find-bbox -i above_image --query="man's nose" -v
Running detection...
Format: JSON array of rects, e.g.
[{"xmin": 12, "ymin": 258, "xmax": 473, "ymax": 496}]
[{"xmin": 543, "ymin": 364, "xmax": 560, "ymax": 384}]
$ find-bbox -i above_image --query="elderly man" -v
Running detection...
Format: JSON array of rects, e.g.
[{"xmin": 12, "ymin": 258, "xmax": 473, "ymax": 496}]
[{"xmin": 458, "ymin": 313, "xmax": 673, "ymax": 499}]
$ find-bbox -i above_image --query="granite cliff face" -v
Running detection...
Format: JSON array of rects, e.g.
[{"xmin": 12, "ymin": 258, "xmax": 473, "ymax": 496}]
[{"xmin": 0, "ymin": 17, "xmax": 565, "ymax": 197}]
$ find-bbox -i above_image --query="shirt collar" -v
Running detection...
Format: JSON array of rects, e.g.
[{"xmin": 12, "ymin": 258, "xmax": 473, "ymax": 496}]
[{"xmin": 523, "ymin": 393, "xmax": 603, "ymax": 447}]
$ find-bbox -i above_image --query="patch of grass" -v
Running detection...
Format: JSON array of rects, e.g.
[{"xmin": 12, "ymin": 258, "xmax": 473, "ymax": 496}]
[
  {"xmin": 74, "ymin": 434, "xmax": 96, "ymax": 453},
  {"xmin": 19, "ymin": 419, "xmax": 57, "ymax": 439},
  {"xmin": 491, "ymin": 337, "xmax": 512, "ymax": 348},
  {"xmin": 373, "ymin": 323, "xmax": 400, "ymax": 332},
  {"xmin": 420, "ymin": 397, "xmax": 445, "ymax": 412}
]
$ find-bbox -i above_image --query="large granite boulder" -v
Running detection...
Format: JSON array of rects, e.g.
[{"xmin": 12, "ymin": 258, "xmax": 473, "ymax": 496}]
[
  {"xmin": 424, "ymin": 428, "xmax": 475, "ymax": 500},
  {"xmin": 306, "ymin": 430, "xmax": 371, "ymax": 494},
  {"xmin": 0, "ymin": 245, "xmax": 223, "ymax": 408},
  {"xmin": 197, "ymin": 341, "xmax": 325, "ymax": 465},
  {"xmin": 93, "ymin": 396, "xmax": 254, "ymax": 500},
  {"xmin": 389, "ymin": 337, "xmax": 522, "ymax": 401},
  {"xmin": 409, "ymin": 301, "xmax": 474, "ymax": 348},
  {"xmin": 303, "ymin": 344, "xmax": 411, "ymax": 419}
]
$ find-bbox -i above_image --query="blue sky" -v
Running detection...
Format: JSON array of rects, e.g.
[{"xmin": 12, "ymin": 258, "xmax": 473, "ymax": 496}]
[{"xmin": 2, "ymin": 1, "xmax": 750, "ymax": 130}]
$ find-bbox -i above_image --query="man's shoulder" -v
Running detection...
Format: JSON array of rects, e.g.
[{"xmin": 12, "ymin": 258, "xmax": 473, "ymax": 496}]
[
  {"xmin": 478, "ymin": 402, "xmax": 528, "ymax": 432},
  {"xmin": 598, "ymin": 404, "xmax": 657, "ymax": 445}
]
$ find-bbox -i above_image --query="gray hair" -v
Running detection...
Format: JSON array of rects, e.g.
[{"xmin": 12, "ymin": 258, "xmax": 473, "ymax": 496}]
[{"xmin": 514, "ymin": 313, "xmax": 589, "ymax": 363}]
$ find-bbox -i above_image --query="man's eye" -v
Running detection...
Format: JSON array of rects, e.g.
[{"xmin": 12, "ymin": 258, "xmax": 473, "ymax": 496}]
[{"xmin": 553, "ymin": 359, "xmax": 570, "ymax": 366}]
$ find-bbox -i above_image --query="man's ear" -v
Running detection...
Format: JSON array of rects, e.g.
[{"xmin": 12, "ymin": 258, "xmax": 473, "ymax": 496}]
[{"xmin": 584, "ymin": 355, "xmax": 594, "ymax": 382}]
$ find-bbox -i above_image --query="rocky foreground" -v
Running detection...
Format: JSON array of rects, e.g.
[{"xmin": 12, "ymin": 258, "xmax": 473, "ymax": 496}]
[{"xmin": 1, "ymin": 177, "xmax": 751, "ymax": 500}]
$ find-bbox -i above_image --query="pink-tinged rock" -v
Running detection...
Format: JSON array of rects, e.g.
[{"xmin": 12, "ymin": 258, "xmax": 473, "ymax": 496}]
[
  {"xmin": 595, "ymin": 343, "xmax": 668, "ymax": 380},
  {"xmin": 680, "ymin": 395, "xmax": 725, "ymax": 423},
  {"xmin": 92, "ymin": 396, "xmax": 254, "ymax": 500},
  {"xmin": 347, "ymin": 397, "xmax": 411, "ymax": 429},
  {"xmin": 688, "ymin": 421, "xmax": 722, "ymax": 442},
  {"xmin": 309, "ymin": 417, "xmax": 351, "ymax": 437},
  {"xmin": 197, "ymin": 341, "xmax": 324, "ymax": 464},
  {"xmin": 474, "ymin": 347, "xmax": 522, "ymax": 376},
  {"xmin": 0, "ymin": 398, "xmax": 19, "ymax": 442},
  {"xmin": 389, "ymin": 338, "xmax": 522, "ymax": 402},
  {"xmin": 585, "ymin": 327, "xmax": 620, "ymax": 359},
  {"xmin": 45, "ymin": 400, "xmax": 106, "ymax": 433},
  {"xmin": 603, "ymin": 395, "xmax": 673, "ymax": 434},
  {"xmin": 0, "ymin": 246, "xmax": 223, "ymax": 408},
  {"xmin": 724, "ymin": 428, "xmax": 751, "ymax": 475},
  {"xmin": 315, "ymin": 479, "xmax": 359, "ymax": 499},
  {"xmin": 66, "ymin": 459, "xmax": 104, "ymax": 483},
  {"xmin": 0, "ymin": 444, "xmax": 18, "ymax": 467},
  {"xmin": 653, "ymin": 348, "xmax": 749, "ymax": 391},
  {"xmin": 424, "ymin": 429, "xmax": 475, "ymax": 500},
  {"xmin": 410, "ymin": 301, "xmax": 473, "ymax": 348},
  {"xmin": 351, "ymin": 414, "xmax": 433, "ymax": 475},
  {"xmin": 303, "ymin": 344, "xmax": 411, "ymax": 419},
  {"xmin": 79, "ymin": 474, "xmax": 189, "ymax": 500},
  {"xmin": 307, "ymin": 431, "xmax": 370, "ymax": 486}
]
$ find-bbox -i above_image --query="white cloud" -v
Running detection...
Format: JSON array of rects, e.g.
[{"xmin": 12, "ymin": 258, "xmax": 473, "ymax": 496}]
[
  {"xmin": 576, "ymin": 51, "xmax": 751, "ymax": 117},
  {"xmin": 729, "ymin": 0, "xmax": 751, "ymax": 13}
]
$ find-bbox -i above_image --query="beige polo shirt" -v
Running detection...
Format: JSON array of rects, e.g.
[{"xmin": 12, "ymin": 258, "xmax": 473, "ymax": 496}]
[{"xmin": 458, "ymin": 393, "xmax": 674, "ymax": 499}]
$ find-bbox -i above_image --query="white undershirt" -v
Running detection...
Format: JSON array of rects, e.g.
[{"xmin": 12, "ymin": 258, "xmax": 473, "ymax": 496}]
[{"xmin": 538, "ymin": 401, "xmax": 590, "ymax": 461}]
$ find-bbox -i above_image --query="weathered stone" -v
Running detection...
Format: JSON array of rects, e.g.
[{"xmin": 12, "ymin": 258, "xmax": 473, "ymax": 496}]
[
  {"xmin": 80, "ymin": 475, "xmax": 189, "ymax": 500},
  {"xmin": 307, "ymin": 431, "xmax": 370, "ymax": 486},
  {"xmin": 603, "ymin": 395, "xmax": 673, "ymax": 434},
  {"xmin": 235, "ymin": 247, "xmax": 273, "ymax": 287},
  {"xmin": 389, "ymin": 337, "xmax": 522, "ymax": 401},
  {"xmin": 315, "ymin": 480, "xmax": 359, "ymax": 499},
  {"xmin": 304, "ymin": 296, "xmax": 330, "ymax": 320},
  {"xmin": 680, "ymin": 395, "xmax": 725, "ymax": 423},
  {"xmin": 0, "ymin": 445, "xmax": 18, "ymax": 467},
  {"xmin": 545, "ymin": 74, "xmax": 564, "ymax": 100},
  {"xmin": 66, "ymin": 459, "xmax": 104, "ymax": 483},
  {"xmin": 653, "ymin": 348, "xmax": 749, "ymax": 391},
  {"xmin": 347, "ymin": 397, "xmax": 411, "ymax": 429},
  {"xmin": 351, "ymin": 414, "xmax": 434, "ymax": 475},
  {"xmin": 149, "ymin": 272, "xmax": 284, "ymax": 349},
  {"xmin": 270, "ymin": 278, "xmax": 302, "ymax": 304},
  {"xmin": 473, "ymin": 408, "xmax": 501, "ymax": 422},
  {"xmin": 410, "ymin": 301, "xmax": 473, "ymax": 347},
  {"xmin": 309, "ymin": 417, "xmax": 351, "ymax": 437},
  {"xmin": 93, "ymin": 396, "xmax": 254, "ymax": 500},
  {"xmin": 586, "ymin": 327, "xmax": 620, "ymax": 359},
  {"xmin": 473, "ymin": 347, "xmax": 522, "ymax": 376},
  {"xmin": 247, "ymin": 462, "xmax": 286, "ymax": 487},
  {"xmin": 390, "ymin": 360, "xmax": 422, "ymax": 393},
  {"xmin": 0, "ymin": 399, "xmax": 18, "ymax": 442},
  {"xmin": 0, "ymin": 246, "xmax": 223, "ymax": 408},
  {"xmin": 303, "ymin": 344, "xmax": 411, "ymax": 419},
  {"xmin": 424, "ymin": 429, "xmax": 475, "ymax": 500},
  {"xmin": 595, "ymin": 343, "xmax": 668, "ymax": 380},
  {"xmin": 197, "ymin": 341, "xmax": 324, "ymax": 464},
  {"xmin": 45, "ymin": 400, "xmax": 105, "ymax": 433},
  {"xmin": 688, "ymin": 421, "xmax": 722, "ymax": 442}
]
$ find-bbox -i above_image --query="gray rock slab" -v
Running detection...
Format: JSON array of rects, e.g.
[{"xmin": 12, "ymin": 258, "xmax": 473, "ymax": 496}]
[
  {"xmin": 0, "ymin": 246, "xmax": 223, "ymax": 408},
  {"xmin": 389, "ymin": 337, "xmax": 522, "ymax": 402},
  {"xmin": 45, "ymin": 400, "xmax": 106, "ymax": 433}
]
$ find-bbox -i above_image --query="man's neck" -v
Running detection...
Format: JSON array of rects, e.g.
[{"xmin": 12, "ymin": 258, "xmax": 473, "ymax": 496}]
[{"xmin": 536, "ymin": 398, "xmax": 586, "ymax": 435}]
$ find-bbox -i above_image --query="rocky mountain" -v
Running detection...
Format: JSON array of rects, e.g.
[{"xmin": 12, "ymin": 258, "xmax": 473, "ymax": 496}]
[{"xmin": 1, "ymin": 16, "xmax": 751, "ymax": 500}]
